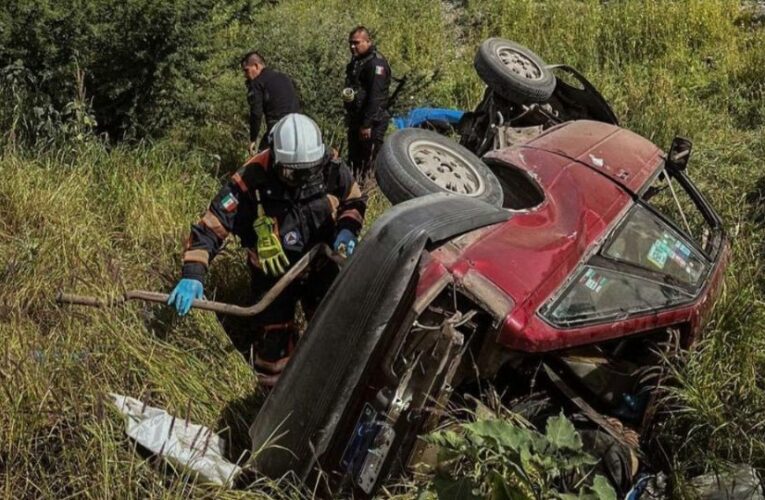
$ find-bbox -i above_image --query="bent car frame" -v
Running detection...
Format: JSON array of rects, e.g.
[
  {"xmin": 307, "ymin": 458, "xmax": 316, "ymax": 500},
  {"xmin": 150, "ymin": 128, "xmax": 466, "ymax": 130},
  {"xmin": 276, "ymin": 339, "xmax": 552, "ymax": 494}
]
[
  {"xmin": 248, "ymin": 115, "xmax": 728, "ymax": 497},
  {"xmin": 244, "ymin": 39, "xmax": 730, "ymax": 498}
]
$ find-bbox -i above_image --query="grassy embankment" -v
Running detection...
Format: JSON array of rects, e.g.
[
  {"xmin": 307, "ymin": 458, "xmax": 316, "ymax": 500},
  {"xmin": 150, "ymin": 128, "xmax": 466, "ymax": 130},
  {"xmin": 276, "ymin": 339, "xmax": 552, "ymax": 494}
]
[{"xmin": 2, "ymin": 0, "xmax": 765, "ymax": 497}]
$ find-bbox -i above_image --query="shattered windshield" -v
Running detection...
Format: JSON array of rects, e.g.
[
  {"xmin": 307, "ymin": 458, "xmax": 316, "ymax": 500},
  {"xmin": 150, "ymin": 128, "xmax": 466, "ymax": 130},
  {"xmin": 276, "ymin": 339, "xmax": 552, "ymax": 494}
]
[
  {"xmin": 602, "ymin": 205, "xmax": 708, "ymax": 287},
  {"xmin": 542, "ymin": 204, "xmax": 710, "ymax": 327}
]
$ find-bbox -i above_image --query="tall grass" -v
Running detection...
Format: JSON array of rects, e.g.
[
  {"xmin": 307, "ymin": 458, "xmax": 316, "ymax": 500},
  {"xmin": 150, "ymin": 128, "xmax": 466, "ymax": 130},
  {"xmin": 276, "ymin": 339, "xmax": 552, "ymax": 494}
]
[
  {"xmin": 0, "ymin": 142, "xmax": 261, "ymax": 497},
  {"xmin": 2, "ymin": 0, "xmax": 765, "ymax": 497}
]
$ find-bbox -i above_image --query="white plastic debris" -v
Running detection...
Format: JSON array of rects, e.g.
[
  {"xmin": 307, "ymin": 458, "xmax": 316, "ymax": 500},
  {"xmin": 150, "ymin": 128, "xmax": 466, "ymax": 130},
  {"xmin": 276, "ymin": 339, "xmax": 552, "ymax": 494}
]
[
  {"xmin": 110, "ymin": 393, "xmax": 242, "ymax": 486},
  {"xmin": 688, "ymin": 464, "xmax": 764, "ymax": 500},
  {"xmin": 589, "ymin": 154, "xmax": 605, "ymax": 167}
]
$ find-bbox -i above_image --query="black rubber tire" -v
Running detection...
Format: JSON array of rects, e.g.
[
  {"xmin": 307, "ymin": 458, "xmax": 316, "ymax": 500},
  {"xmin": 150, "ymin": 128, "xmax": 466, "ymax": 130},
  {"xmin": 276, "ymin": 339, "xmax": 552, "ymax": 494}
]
[
  {"xmin": 474, "ymin": 38, "xmax": 555, "ymax": 104},
  {"xmin": 375, "ymin": 128, "xmax": 504, "ymax": 207},
  {"xmin": 249, "ymin": 195, "xmax": 511, "ymax": 493}
]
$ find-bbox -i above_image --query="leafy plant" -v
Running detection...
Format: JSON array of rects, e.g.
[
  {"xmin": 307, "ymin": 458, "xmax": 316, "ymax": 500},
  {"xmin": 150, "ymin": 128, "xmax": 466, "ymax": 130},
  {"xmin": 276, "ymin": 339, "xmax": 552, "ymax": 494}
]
[{"xmin": 424, "ymin": 414, "xmax": 616, "ymax": 500}]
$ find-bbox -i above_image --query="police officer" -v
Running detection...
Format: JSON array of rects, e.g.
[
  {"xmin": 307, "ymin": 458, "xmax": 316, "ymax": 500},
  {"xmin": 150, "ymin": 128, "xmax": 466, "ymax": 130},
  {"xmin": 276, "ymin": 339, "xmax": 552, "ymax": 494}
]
[
  {"xmin": 168, "ymin": 114, "xmax": 366, "ymax": 387},
  {"xmin": 241, "ymin": 51, "xmax": 302, "ymax": 155},
  {"xmin": 344, "ymin": 26, "xmax": 391, "ymax": 182}
]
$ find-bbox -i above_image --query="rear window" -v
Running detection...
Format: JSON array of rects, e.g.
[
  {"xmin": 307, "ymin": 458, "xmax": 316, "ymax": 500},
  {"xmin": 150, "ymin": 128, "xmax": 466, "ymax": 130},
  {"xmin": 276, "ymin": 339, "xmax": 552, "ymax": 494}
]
[{"xmin": 541, "ymin": 190, "xmax": 713, "ymax": 327}]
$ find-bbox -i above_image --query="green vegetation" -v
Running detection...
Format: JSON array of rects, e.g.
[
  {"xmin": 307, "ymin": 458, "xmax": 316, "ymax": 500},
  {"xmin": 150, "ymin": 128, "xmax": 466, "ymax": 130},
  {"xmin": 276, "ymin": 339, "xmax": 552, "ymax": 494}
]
[
  {"xmin": 2, "ymin": 0, "xmax": 765, "ymax": 497},
  {"xmin": 424, "ymin": 413, "xmax": 616, "ymax": 499}
]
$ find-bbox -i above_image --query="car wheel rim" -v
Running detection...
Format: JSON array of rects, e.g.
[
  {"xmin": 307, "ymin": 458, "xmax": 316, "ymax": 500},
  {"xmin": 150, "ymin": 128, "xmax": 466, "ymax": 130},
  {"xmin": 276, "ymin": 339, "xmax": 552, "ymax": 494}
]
[
  {"xmin": 495, "ymin": 46, "xmax": 544, "ymax": 81},
  {"xmin": 408, "ymin": 140, "xmax": 485, "ymax": 196}
]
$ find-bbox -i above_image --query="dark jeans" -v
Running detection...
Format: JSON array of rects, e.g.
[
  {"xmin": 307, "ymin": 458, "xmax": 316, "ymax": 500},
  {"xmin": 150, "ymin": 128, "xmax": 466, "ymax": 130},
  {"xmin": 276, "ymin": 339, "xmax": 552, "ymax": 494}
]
[
  {"xmin": 217, "ymin": 258, "xmax": 339, "ymax": 365},
  {"xmin": 248, "ymin": 259, "xmax": 338, "ymax": 331},
  {"xmin": 347, "ymin": 120, "xmax": 388, "ymax": 182}
]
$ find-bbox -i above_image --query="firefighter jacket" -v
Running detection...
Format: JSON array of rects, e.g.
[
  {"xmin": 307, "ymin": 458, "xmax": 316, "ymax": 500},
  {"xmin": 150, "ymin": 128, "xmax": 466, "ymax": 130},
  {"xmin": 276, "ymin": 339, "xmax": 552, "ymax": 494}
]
[
  {"xmin": 181, "ymin": 150, "xmax": 366, "ymax": 283},
  {"xmin": 344, "ymin": 47, "xmax": 391, "ymax": 128}
]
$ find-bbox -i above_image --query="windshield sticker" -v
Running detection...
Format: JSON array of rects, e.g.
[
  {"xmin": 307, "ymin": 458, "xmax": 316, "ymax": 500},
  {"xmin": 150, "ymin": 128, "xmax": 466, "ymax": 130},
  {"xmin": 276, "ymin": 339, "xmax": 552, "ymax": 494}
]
[
  {"xmin": 647, "ymin": 239, "xmax": 671, "ymax": 269},
  {"xmin": 581, "ymin": 268, "xmax": 608, "ymax": 293},
  {"xmin": 648, "ymin": 232, "xmax": 697, "ymax": 274},
  {"xmin": 671, "ymin": 239, "xmax": 693, "ymax": 267},
  {"xmin": 675, "ymin": 240, "xmax": 691, "ymax": 257}
]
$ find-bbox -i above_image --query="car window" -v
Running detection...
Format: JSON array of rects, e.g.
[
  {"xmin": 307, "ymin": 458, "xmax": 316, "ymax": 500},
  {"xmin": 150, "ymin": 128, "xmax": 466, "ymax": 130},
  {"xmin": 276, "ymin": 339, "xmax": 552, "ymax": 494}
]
[
  {"xmin": 542, "ymin": 266, "xmax": 693, "ymax": 327},
  {"xmin": 602, "ymin": 205, "xmax": 708, "ymax": 287}
]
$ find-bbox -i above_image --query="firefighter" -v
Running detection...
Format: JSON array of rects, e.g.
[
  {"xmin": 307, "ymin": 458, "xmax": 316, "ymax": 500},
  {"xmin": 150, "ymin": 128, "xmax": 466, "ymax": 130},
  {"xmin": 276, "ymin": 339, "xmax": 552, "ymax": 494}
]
[
  {"xmin": 241, "ymin": 51, "xmax": 302, "ymax": 154},
  {"xmin": 343, "ymin": 26, "xmax": 391, "ymax": 182},
  {"xmin": 168, "ymin": 113, "xmax": 366, "ymax": 387}
]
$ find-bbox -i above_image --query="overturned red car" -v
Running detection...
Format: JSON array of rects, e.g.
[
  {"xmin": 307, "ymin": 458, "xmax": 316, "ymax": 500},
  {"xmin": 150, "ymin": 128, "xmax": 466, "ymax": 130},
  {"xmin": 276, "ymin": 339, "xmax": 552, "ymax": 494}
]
[
  {"xmin": 247, "ymin": 40, "xmax": 728, "ymax": 497},
  {"xmin": 249, "ymin": 121, "xmax": 727, "ymax": 495}
]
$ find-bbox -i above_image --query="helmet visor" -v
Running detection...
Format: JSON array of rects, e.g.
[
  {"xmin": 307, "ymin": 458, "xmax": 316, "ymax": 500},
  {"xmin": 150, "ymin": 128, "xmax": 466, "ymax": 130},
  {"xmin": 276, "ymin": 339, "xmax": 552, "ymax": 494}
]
[{"xmin": 276, "ymin": 163, "xmax": 323, "ymax": 187}]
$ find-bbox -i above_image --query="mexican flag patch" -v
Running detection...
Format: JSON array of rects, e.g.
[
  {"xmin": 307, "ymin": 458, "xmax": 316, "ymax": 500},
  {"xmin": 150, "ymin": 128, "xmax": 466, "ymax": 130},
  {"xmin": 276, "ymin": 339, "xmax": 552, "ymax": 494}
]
[
  {"xmin": 221, "ymin": 193, "xmax": 238, "ymax": 212},
  {"xmin": 375, "ymin": 65, "xmax": 385, "ymax": 76}
]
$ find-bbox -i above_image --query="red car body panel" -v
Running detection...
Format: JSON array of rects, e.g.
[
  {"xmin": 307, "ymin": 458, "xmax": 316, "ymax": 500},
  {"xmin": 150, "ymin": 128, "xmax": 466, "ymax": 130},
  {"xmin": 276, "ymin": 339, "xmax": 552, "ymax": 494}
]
[
  {"xmin": 417, "ymin": 120, "xmax": 728, "ymax": 353},
  {"xmin": 527, "ymin": 120, "xmax": 662, "ymax": 194}
]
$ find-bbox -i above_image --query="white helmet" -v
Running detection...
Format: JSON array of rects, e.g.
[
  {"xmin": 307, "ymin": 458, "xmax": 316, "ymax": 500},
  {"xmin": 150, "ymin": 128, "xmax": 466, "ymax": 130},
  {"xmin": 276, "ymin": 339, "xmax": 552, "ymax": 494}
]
[{"xmin": 270, "ymin": 113, "xmax": 326, "ymax": 169}]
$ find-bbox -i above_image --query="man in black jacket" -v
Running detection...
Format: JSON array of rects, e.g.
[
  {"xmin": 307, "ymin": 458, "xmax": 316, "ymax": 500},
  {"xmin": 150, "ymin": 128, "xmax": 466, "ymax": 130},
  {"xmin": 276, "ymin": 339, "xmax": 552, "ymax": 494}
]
[
  {"xmin": 242, "ymin": 51, "xmax": 302, "ymax": 154},
  {"xmin": 344, "ymin": 26, "xmax": 391, "ymax": 182}
]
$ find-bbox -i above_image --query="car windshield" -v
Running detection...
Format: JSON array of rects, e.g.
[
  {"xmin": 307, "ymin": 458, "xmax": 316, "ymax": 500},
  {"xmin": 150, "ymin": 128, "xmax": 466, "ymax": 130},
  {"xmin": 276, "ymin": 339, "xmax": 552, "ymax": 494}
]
[
  {"xmin": 541, "ymin": 164, "xmax": 718, "ymax": 327},
  {"xmin": 544, "ymin": 266, "xmax": 693, "ymax": 327},
  {"xmin": 602, "ymin": 204, "xmax": 707, "ymax": 287}
]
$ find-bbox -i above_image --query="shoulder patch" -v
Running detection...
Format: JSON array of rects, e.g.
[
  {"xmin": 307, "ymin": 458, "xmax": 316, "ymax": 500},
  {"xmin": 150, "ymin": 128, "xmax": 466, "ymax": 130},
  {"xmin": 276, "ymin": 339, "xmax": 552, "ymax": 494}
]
[
  {"xmin": 375, "ymin": 65, "xmax": 386, "ymax": 76},
  {"xmin": 221, "ymin": 193, "xmax": 239, "ymax": 213}
]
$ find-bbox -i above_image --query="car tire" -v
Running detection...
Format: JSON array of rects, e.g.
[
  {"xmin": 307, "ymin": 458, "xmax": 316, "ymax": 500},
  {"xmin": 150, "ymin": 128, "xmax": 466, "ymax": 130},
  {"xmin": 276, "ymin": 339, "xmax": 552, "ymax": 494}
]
[
  {"xmin": 474, "ymin": 38, "xmax": 556, "ymax": 104},
  {"xmin": 375, "ymin": 128, "xmax": 504, "ymax": 207},
  {"xmin": 248, "ymin": 196, "xmax": 511, "ymax": 495}
]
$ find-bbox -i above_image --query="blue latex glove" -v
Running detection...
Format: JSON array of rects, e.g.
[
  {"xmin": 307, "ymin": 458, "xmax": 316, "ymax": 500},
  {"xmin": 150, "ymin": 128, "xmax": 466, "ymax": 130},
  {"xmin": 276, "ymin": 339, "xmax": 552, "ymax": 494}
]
[
  {"xmin": 333, "ymin": 229, "xmax": 357, "ymax": 257},
  {"xmin": 167, "ymin": 278, "xmax": 204, "ymax": 316}
]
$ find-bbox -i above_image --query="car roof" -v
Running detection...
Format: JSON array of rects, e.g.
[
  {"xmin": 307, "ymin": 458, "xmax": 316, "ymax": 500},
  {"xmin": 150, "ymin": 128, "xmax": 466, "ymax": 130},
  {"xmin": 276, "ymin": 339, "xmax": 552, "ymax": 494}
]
[
  {"xmin": 520, "ymin": 119, "xmax": 663, "ymax": 195},
  {"xmin": 432, "ymin": 120, "xmax": 664, "ymax": 326}
]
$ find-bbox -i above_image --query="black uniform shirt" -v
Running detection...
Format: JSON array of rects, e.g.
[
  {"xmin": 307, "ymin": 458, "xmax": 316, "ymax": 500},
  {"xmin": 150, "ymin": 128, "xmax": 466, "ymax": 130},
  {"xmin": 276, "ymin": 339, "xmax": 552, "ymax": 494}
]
[
  {"xmin": 344, "ymin": 48, "xmax": 391, "ymax": 128},
  {"xmin": 247, "ymin": 68, "xmax": 301, "ymax": 142}
]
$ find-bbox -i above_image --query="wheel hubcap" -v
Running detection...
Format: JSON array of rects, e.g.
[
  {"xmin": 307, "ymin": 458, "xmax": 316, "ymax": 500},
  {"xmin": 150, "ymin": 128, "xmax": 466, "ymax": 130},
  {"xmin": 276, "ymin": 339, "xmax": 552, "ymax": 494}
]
[
  {"xmin": 496, "ymin": 46, "xmax": 543, "ymax": 81},
  {"xmin": 408, "ymin": 141, "xmax": 485, "ymax": 196}
]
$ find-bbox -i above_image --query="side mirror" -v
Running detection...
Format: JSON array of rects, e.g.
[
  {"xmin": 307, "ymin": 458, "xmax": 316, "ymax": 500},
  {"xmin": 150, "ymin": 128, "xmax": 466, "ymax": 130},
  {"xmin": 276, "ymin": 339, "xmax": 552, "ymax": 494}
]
[{"xmin": 667, "ymin": 136, "xmax": 692, "ymax": 171}]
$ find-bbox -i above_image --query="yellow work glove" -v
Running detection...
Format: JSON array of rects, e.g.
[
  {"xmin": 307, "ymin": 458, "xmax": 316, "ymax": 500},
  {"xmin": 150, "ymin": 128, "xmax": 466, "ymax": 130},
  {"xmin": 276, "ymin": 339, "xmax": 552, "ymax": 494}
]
[{"xmin": 254, "ymin": 213, "xmax": 289, "ymax": 276}]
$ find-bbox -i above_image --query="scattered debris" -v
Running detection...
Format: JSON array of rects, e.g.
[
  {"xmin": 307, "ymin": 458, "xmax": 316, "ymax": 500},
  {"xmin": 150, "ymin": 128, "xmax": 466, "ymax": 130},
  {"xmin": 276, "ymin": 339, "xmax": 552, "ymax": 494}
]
[
  {"xmin": 625, "ymin": 465, "xmax": 764, "ymax": 500},
  {"xmin": 110, "ymin": 393, "xmax": 241, "ymax": 486},
  {"xmin": 688, "ymin": 465, "xmax": 764, "ymax": 500}
]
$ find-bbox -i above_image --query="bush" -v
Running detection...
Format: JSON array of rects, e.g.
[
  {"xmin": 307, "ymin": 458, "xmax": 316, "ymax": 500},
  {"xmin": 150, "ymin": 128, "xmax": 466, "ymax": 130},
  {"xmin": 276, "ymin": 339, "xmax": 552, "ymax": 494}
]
[{"xmin": 0, "ymin": 0, "xmax": 239, "ymax": 144}]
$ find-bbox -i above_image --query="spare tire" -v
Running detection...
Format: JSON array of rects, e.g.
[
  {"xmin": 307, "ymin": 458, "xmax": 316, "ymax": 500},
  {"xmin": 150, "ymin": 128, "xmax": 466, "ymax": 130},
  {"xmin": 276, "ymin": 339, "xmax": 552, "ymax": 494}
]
[
  {"xmin": 375, "ymin": 128, "xmax": 504, "ymax": 207},
  {"xmin": 474, "ymin": 38, "xmax": 555, "ymax": 104}
]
